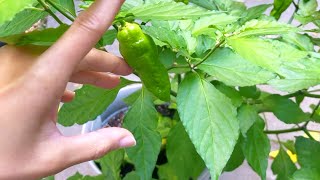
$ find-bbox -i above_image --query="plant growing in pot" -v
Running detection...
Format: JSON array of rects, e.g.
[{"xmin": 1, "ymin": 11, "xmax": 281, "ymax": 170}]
[{"xmin": 2, "ymin": 0, "xmax": 320, "ymax": 179}]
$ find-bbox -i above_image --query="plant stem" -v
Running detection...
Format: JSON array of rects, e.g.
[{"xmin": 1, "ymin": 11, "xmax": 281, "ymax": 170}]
[
  {"xmin": 264, "ymin": 100, "xmax": 320, "ymax": 135},
  {"xmin": 284, "ymin": 91, "xmax": 320, "ymax": 99},
  {"xmin": 46, "ymin": 0, "xmax": 75, "ymax": 21},
  {"xmin": 177, "ymin": 74, "xmax": 182, "ymax": 84},
  {"xmin": 170, "ymin": 90, "xmax": 177, "ymax": 97},
  {"xmin": 304, "ymin": 93, "xmax": 320, "ymax": 99},
  {"xmin": 288, "ymin": 0, "xmax": 300, "ymax": 24},
  {"xmin": 302, "ymin": 128, "xmax": 316, "ymax": 140},
  {"xmin": 308, "ymin": 89, "xmax": 320, "ymax": 93},
  {"xmin": 309, "ymin": 130, "xmax": 320, "ymax": 133},
  {"xmin": 264, "ymin": 127, "xmax": 303, "ymax": 134},
  {"xmin": 310, "ymin": 100, "xmax": 320, "ymax": 118},
  {"xmin": 193, "ymin": 39, "xmax": 225, "ymax": 68},
  {"xmin": 167, "ymin": 65, "xmax": 190, "ymax": 71},
  {"xmin": 37, "ymin": 0, "xmax": 63, "ymax": 24}
]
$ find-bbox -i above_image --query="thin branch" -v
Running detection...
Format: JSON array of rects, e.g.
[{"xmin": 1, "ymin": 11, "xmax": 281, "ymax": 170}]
[
  {"xmin": 289, "ymin": 0, "xmax": 300, "ymax": 24},
  {"xmin": 309, "ymin": 129, "xmax": 320, "ymax": 133},
  {"xmin": 308, "ymin": 89, "xmax": 320, "ymax": 93},
  {"xmin": 264, "ymin": 127, "xmax": 303, "ymax": 134},
  {"xmin": 302, "ymin": 128, "xmax": 315, "ymax": 140},
  {"xmin": 167, "ymin": 65, "xmax": 190, "ymax": 71},
  {"xmin": 284, "ymin": 91, "xmax": 320, "ymax": 99},
  {"xmin": 304, "ymin": 93, "xmax": 320, "ymax": 99},
  {"xmin": 170, "ymin": 90, "xmax": 177, "ymax": 97},
  {"xmin": 193, "ymin": 39, "xmax": 225, "ymax": 68},
  {"xmin": 310, "ymin": 100, "xmax": 320, "ymax": 118},
  {"xmin": 37, "ymin": 0, "xmax": 63, "ymax": 24}
]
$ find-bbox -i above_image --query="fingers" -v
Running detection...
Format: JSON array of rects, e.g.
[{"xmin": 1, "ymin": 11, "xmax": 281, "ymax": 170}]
[
  {"xmin": 70, "ymin": 71, "xmax": 121, "ymax": 89},
  {"xmin": 78, "ymin": 49, "xmax": 132, "ymax": 76},
  {"xmin": 25, "ymin": 0, "xmax": 125, "ymax": 101},
  {"xmin": 63, "ymin": 128, "xmax": 136, "ymax": 165},
  {"xmin": 61, "ymin": 90, "xmax": 75, "ymax": 102}
]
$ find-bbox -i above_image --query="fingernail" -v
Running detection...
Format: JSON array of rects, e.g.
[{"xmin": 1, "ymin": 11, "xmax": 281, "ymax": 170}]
[{"xmin": 119, "ymin": 136, "xmax": 136, "ymax": 148}]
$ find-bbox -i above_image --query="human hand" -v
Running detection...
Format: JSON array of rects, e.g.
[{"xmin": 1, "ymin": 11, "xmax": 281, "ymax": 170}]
[{"xmin": 0, "ymin": 0, "xmax": 136, "ymax": 179}]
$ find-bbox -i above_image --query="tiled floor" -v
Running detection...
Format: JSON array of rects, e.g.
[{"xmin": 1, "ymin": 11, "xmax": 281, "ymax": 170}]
[{"xmin": 52, "ymin": 0, "xmax": 320, "ymax": 179}]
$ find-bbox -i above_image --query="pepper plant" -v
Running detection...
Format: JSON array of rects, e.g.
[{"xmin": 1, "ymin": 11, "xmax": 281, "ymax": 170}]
[{"xmin": 2, "ymin": 0, "xmax": 320, "ymax": 179}]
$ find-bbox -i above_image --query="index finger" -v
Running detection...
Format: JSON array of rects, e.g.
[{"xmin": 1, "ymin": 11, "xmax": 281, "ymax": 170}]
[{"xmin": 28, "ymin": 0, "xmax": 125, "ymax": 94}]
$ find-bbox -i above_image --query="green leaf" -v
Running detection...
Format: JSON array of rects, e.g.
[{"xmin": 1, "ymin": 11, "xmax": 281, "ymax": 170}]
[
  {"xmin": 42, "ymin": 176, "xmax": 55, "ymax": 180},
  {"xmin": 166, "ymin": 122, "xmax": 206, "ymax": 179},
  {"xmin": 0, "ymin": 8, "xmax": 47, "ymax": 37},
  {"xmin": 295, "ymin": 137, "xmax": 320, "ymax": 169},
  {"xmin": 269, "ymin": 78, "xmax": 320, "ymax": 93},
  {"xmin": 0, "ymin": 0, "xmax": 37, "ymax": 26},
  {"xmin": 262, "ymin": 95, "xmax": 308, "ymax": 124},
  {"xmin": 58, "ymin": 78, "xmax": 133, "ymax": 126},
  {"xmin": 268, "ymin": 57, "xmax": 320, "ymax": 92},
  {"xmin": 51, "ymin": 0, "xmax": 76, "ymax": 17},
  {"xmin": 242, "ymin": 119, "xmax": 270, "ymax": 180},
  {"xmin": 158, "ymin": 48, "xmax": 176, "ymax": 68},
  {"xmin": 271, "ymin": 0, "xmax": 293, "ymax": 20},
  {"xmin": 156, "ymin": 115, "xmax": 172, "ymax": 138},
  {"xmin": 123, "ymin": 87, "xmax": 161, "ymax": 180},
  {"xmin": 199, "ymin": 48, "xmax": 276, "ymax": 87},
  {"xmin": 126, "ymin": 1, "xmax": 216, "ymax": 21},
  {"xmin": 213, "ymin": 82, "xmax": 243, "ymax": 107},
  {"xmin": 97, "ymin": 149, "xmax": 124, "ymax": 180},
  {"xmin": 283, "ymin": 140, "xmax": 297, "ymax": 154},
  {"xmin": 271, "ymin": 147, "xmax": 297, "ymax": 180},
  {"xmin": 294, "ymin": 11, "xmax": 320, "ymax": 25},
  {"xmin": 237, "ymin": 104, "xmax": 259, "ymax": 136},
  {"xmin": 223, "ymin": 137, "xmax": 245, "ymax": 172},
  {"xmin": 311, "ymin": 37, "xmax": 320, "ymax": 46},
  {"xmin": 177, "ymin": 73, "xmax": 239, "ymax": 179},
  {"xmin": 181, "ymin": 31, "xmax": 197, "ymax": 54},
  {"xmin": 228, "ymin": 37, "xmax": 308, "ymax": 72},
  {"xmin": 157, "ymin": 164, "xmax": 179, "ymax": 180},
  {"xmin": 123, "ymin": 172, "xmax": 140, "ymax": 180},
  {"xmin": 192, "ymin": 14, "xmax": 239, "ymax": 36},
  {"xmin": 0, "ymin": 24, "xmax": 69, "ymax": 46},
  {"xmin": 67, "ymin": 172, "xmax": 104, "ymax": 180},
  {"xmin": 121, "ymin": 0, "xmax": 144, "ymax": 11},
  {"xmin": 282, "ymin": 32, "xmax": 314, "ymax": 51},
  {"xmin": 238, "ymin": 86, "xmax": 261, "ymax": 99},
  {"xmin": 189, "ymin": 0, "xmax": 217, "ymax": 10},
  {"xmin": 298, "ymin": 0, "xmax": 318, "ymax": 17},
  {"xmin": 241, "ymin": 4, "xmax": 272, "ymax": 23},
  {"xmin": 195, "ymin": 35, "xmax": 216, "ymax": 57},
  {"xmin": 227, "ymin": 2, "xmax": 247, "ymax": 16},
  {"xmin": 97, "ymin": 29, "xmax": 118, "ymax": 47},
  {"xmin": 293, "ymin": 168, "xmax": 320, "ymax": 180},
  {"xmin": 143, "ymin": 21, "xmax": 187, "ymax": 50},
  {"xmin": 234, "ymin": 20, "xmax": 299, "ymax": 38}
]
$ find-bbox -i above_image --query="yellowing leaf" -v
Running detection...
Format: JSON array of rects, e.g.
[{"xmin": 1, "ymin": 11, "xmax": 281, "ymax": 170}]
[
  {"xmin": 269, "ymin": 149, "xmax": 297, "ymax": 163},
  {"xmin": 303, "ymin": 131, "xmax": 320, "ymax": 141}
]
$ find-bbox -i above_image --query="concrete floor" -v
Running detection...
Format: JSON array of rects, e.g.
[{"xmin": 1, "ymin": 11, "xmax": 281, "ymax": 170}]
[{"xmin": 49, "ymin": 0, "xmax": 320, "ymax": 179}]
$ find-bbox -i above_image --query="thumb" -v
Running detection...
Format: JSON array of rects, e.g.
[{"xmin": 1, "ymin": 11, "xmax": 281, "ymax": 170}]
[{"xmin": 63, "ymin": 127, "xmax": 136, "ymax": 165}]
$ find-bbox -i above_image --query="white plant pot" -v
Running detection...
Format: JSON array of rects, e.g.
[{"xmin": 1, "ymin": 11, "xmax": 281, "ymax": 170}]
[
  {"xmin": 81, "ymin": 83, "xmax": 210, "ymax": 180},
  {"xmin": 81, "ymin": 83, "xmax": 142, "ymax": 174}
]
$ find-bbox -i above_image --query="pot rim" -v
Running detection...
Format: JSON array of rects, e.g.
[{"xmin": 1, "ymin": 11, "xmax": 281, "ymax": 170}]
[{"xmin": 81, "ymin": 83, "xmax": 142, "ymax": 175}]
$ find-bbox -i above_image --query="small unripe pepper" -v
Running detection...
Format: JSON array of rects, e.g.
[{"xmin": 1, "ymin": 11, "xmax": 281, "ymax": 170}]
[{"xmin": 117, "ymin": 22, "xmax": 171, "ymax": 101}]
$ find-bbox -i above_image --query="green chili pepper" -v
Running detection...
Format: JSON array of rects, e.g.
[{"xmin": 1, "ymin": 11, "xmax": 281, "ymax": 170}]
[{"xmin": 117, "ymin": 22, "xmax": 171, "ymax": 101}]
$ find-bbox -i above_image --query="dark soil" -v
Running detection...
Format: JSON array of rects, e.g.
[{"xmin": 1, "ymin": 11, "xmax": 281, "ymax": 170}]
[
  {"xmin": 103, "ymin": 109, "xmax": 127, "ymax": 128},
  {"xmin": 103, "ymin": 104, "xmax": 175, "ymax": 128}
]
